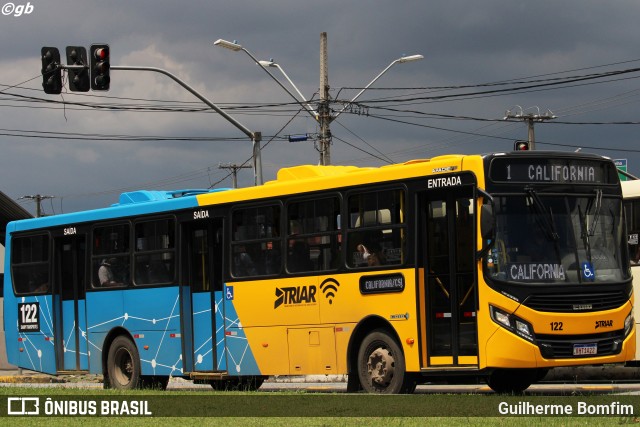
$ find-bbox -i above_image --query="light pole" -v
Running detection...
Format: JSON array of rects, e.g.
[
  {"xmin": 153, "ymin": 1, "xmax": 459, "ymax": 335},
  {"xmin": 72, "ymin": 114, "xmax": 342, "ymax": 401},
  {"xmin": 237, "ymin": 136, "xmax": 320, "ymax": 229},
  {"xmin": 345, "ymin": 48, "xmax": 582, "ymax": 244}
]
[
  {"xmin": 214, "ymin": 37, "xmax": 423, "ymax": 165},
  {"xmin": 333, "ymin": 54, "xmax": 424, "ymax": 120},
  {"xmin": 214, "ymin": 39, "xmax": 318, "ymax": 121},
  {"xmin": 112, "ymin": 65, "xmax": 263, "ymax": 185},
  {"xmin": 258, "ymin": 60, "xmax": 318, "ymax": 119},
  {"xmin": 320, "ymin": 53, "xmax": 423, "ymax": 164}
]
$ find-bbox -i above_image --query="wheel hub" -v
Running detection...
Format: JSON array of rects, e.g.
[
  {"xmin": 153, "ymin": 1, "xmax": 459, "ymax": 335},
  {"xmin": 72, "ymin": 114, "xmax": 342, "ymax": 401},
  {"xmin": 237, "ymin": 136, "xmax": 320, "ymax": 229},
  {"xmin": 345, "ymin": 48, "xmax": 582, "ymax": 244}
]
[{"xmin": 367, "ymin": 347, "xmax": 395, "ymax": 386}]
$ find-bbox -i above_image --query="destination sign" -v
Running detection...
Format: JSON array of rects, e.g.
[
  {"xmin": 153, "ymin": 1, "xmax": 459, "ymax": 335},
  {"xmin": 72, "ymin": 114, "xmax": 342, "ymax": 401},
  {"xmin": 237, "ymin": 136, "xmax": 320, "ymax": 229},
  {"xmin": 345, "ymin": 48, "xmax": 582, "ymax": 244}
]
[
  {"xmin": 508, "ymin": 263, "xmax": 566, "ymax": 282},
  {"xmin": 359, "ymin": 273, "xmax": 405, "ymax": 294},
  {"xmin": 489, "ymin": 158, "xmax": 616, "ymax": 184}
]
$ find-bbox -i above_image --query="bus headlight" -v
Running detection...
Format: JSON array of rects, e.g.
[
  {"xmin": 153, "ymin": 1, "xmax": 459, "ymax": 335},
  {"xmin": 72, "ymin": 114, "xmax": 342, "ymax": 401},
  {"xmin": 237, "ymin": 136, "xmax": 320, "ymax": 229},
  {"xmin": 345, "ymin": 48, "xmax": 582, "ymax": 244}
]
[
  {"xmin": 624, "ymin": 310, "xmax": 634, "ymax": 337},
  {"xmin": 489, "ymin": 305, "xmax": 536, "ymax": 343}
]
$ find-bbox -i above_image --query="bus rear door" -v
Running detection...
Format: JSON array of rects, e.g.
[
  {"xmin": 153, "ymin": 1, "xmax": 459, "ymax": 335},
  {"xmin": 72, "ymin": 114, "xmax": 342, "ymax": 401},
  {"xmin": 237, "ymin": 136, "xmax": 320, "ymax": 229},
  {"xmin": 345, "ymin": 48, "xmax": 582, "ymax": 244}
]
[
  {"xmin": 53, "ymin": 234, "xmax": 88, "ymax": 371},
  {"xmin": 182, "ymin": 217, "xmax": 226, "ymax": 373}
]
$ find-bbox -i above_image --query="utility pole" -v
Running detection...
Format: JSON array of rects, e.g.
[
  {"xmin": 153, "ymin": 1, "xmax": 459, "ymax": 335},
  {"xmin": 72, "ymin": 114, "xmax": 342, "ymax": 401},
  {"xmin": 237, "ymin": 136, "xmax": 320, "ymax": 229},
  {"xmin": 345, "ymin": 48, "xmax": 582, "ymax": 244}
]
[
  {"xmin": 504, "ymin": 106, "xmax": 556, "ymax": 150},
  {"xmin": 214, "ymin": 35, "xmax": 422, "ymax": 167},
  {"xmin": 318, "ymin": 32, "xmax": 331, "ymax": 166},
  {"xmin": 218, "ymin": 163, "xmax": 251, "ymax": 188},
  {"xmin": 19, "ymin": 194, "xmax": 54, "ymax": 217}
]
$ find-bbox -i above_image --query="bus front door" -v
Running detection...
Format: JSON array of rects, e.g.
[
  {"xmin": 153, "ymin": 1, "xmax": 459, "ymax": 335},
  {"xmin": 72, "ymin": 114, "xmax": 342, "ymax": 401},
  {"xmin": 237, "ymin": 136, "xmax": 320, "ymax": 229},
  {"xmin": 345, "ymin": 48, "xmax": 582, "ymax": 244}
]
[
  {"xmin": 183, "ymin": 218, "xmax": 226, "ymax": 373},
  {"xmin": 419, "ymin": 186, "xmax": 479, "ymax": 368},
  {"xmin": 53, "ymin": 235, "xmax": 88, "ymax": 372}
]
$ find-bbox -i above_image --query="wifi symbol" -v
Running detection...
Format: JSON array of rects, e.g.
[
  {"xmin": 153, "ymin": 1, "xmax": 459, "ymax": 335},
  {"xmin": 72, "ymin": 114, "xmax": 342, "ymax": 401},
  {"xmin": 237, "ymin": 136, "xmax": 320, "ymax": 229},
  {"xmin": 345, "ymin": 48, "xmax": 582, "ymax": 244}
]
[{"xmin": 320, "ymin": 278, "xmax": 340, "ymax": 305}]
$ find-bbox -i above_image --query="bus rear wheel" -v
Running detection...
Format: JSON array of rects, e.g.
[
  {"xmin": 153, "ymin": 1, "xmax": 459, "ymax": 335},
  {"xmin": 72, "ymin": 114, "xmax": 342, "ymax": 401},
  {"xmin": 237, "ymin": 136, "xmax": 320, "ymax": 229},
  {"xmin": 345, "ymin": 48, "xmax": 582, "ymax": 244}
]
[
  {"xmin": 140, "ymin": 375, "xmax": 170, "ymax": 390},
  {"xmin": 209, "ymin": 376, "xmax": 265, "ymax": 391},
  {"xmin": 106, "ymin": 335, "xmax": 142, "ymax": 390},
  {"xmin": 357, "ymin": 329, "xmax": 415, "ymax": 394}
]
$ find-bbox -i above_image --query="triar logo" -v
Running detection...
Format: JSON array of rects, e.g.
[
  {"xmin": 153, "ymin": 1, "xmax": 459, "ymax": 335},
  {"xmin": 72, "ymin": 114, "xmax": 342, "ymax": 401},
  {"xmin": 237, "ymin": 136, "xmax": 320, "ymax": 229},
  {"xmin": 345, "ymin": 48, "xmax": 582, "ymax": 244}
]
[
  {"xmin": 595, "ymin": 319, "xmax": 613, "ymax": 329},
  {"xmin": 274, "ymin": 285, "xmax": 317, "ymax": 309}
]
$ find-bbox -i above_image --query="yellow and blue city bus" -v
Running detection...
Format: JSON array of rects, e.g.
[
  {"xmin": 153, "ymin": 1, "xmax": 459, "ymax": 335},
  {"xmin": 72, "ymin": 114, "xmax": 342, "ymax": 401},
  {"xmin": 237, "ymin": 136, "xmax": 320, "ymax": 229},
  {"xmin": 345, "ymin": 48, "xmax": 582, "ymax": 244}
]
[{"xmin": 3, "ymin": 151, "xmax": 635, "ymax": 393}]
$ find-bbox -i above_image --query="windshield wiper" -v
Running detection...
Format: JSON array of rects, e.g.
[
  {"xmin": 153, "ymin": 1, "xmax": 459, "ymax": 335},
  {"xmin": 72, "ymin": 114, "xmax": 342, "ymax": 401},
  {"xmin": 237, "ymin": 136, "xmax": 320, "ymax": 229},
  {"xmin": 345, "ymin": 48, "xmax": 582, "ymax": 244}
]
[
  {"xmin": 587, "ymin": 189, "xmax": 603, "ymax": 236},
  {"xmin": 525, "ymin": 188, "xmax": 559, "ymax": 241},
  {"xmin": 578, "ymin": 204, "xmax": 591, "ymax": 253}
]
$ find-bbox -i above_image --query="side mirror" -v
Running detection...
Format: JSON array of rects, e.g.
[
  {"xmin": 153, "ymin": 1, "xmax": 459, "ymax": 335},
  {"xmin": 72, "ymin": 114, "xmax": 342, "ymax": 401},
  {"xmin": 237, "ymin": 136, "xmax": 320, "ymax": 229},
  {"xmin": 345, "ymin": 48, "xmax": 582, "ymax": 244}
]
[
  {"xmin": 477, "ymin": 189, "xmax": 495, "ymax": 260},
  {"xmin": 481, "ymin": 204, "xmax": 495, "ymax": 241}
]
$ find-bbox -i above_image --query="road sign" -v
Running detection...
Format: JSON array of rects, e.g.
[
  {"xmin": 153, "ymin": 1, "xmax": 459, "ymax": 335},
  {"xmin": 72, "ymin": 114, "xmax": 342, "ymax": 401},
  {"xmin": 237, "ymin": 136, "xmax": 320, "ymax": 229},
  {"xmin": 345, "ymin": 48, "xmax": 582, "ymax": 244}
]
[{"xmin": 615, "ymin": 159, "xmax": 628, "ymax": 181}]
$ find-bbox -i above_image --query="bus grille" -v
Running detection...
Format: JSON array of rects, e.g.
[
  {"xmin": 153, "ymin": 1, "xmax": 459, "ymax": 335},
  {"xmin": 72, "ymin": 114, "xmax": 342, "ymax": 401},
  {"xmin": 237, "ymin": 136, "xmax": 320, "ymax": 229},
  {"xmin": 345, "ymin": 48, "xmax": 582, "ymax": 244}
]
[
  {"xmin": 536, "ymin": 331, "xmax": 625, "ymax": 359},
  {"xmin": 523, "ymin": 291, "xmax": 628, "ymax": 313}
]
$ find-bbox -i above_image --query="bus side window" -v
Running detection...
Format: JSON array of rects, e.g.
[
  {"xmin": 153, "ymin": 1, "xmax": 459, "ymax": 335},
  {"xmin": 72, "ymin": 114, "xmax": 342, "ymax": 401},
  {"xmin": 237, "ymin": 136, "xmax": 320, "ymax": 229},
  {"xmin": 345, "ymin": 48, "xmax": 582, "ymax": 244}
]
[
  {"xmin": 346, "ymin": 189, "xmax": 406, "ymax": 269},
  {"xmin": 11, "ymin": 234, "xmax": 50, "ymax": 295},
  {"xmin": 133, "ymin": 218, "xmax": 175, "ymax": 285},
  {"xmin": 286, "ymin": 196, "xmax": 341, "ymax": 273},
  {"xmin": 231, "ymin": 205, "xmax": 281, "ymax": 278},
  {"xmin": 625, "ymin": 199, "xmax": 640, "ymax": 264},
  {"xmin": 91, "ymin": 224, "xmax": 131, "ymax": 288}
]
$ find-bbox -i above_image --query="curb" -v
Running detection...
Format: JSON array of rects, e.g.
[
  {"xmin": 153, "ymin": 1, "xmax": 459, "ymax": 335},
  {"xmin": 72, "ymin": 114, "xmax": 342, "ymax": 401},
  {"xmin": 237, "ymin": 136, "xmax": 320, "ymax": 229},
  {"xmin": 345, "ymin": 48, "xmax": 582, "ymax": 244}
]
[{"xmin": 0, "ymin": 375, "xmax": 66, "ymax": 384}]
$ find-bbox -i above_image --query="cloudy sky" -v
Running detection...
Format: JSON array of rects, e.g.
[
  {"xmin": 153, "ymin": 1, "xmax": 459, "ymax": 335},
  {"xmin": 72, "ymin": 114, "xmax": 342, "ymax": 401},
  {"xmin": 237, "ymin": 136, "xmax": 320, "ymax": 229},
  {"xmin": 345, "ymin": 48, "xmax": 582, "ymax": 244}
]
[{"xmin": 1, "ymin": 0, "xmax": 639, "ymax": 215}]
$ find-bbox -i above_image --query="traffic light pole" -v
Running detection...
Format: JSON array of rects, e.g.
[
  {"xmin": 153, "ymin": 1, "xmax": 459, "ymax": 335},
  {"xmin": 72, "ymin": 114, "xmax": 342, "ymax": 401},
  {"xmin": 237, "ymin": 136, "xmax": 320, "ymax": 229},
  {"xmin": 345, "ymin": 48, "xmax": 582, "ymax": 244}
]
[{"xmin": 110, "ymin": 66, "xmax": 263, "ymax": 185}]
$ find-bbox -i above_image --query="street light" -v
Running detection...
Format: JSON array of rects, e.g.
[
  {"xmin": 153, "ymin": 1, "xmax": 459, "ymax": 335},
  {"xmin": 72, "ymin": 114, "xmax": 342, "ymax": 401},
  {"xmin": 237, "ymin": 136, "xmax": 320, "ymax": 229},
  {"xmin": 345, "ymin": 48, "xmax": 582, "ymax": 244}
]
[
  {"xmin": 317, "ymin": 53, "xmax": 422, "ymax": 165},
  {"xmin": 214, "ymin": 39, "xmax": 318, "ymax": 121},
  {"xmin": 258, "ymin": 60, "xmax": 318, "ymax": 118},
  {"xmin": 214, "ymin": 37, "xmax": 423, "ymax": 165},
  {"xmin": 212, "ymin": 39, "xmax": 243, "ymax": 51},
  {"xmin": 333, "ymin": 54, "xmax": 424, "ymax": 120}
]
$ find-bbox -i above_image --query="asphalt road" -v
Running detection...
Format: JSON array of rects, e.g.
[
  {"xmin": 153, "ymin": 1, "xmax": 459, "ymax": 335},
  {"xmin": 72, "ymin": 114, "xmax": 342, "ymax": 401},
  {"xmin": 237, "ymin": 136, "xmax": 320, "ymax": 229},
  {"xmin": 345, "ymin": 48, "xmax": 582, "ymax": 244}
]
[{"xmin": 0, "ymin": 368, "xmax": 639, "ymax": 395}]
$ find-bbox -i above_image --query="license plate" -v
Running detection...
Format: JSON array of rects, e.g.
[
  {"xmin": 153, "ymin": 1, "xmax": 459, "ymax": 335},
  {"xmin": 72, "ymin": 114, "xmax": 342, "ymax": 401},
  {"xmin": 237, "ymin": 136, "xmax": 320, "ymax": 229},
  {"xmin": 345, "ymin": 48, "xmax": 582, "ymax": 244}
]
[{"xmin": 573, "ymin": 343, "xmax": 597, "ymax": 356}]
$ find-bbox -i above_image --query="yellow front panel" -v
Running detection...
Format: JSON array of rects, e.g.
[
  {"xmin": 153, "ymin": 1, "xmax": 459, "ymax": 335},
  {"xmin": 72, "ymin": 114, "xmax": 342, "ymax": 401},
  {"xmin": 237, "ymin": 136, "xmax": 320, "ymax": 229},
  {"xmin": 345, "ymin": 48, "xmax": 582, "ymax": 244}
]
[
  {"xmin": 481, "ymin": 288, "xmax": 635, "ymax": 368},
  {"xmin": 516, "ymin": 303, "xmax": 633, "ymax": 336}
]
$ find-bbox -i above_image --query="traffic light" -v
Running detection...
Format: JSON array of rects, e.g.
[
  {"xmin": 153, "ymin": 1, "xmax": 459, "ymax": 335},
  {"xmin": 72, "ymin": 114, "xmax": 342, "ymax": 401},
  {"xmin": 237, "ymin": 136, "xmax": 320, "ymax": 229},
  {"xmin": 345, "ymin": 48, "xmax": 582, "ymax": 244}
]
[
  {"xmin": 514, "ymin": 140, "xmax": 530, "ymax": 151},
  {"xmin": 41, "ymin": 47, "xmax": 62, "ymax": 94},
  {"xmin": 90, "ymin": 44, "xmax": 110, "ymax": 90},
  {"xmin": 65, "ymin": 46, "xmax": 90, "ymax": 92}
]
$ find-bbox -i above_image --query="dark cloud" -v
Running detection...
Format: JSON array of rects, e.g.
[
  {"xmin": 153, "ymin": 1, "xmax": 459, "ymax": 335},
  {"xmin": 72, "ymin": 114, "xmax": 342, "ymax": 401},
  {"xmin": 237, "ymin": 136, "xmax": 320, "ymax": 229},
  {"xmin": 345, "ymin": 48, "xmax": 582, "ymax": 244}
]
[{"xmin": 1, "ymin": 0, "xmax": 640, "ymax": 214}]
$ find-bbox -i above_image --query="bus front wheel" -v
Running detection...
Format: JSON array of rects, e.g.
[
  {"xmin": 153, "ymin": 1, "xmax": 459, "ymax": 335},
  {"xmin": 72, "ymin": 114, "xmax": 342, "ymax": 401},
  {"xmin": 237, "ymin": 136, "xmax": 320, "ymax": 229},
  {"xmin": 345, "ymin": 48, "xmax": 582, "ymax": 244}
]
[
  {"xmin": 106, "ymin": 335, "xmax": 142, "ymax": 390},
  {"xmin": 487, "ymin": 368, "xmax": 536, "ymax": 394},
  {"xmin": 357, "ymin": 329, "xmax": 415, "ymax": 394}
]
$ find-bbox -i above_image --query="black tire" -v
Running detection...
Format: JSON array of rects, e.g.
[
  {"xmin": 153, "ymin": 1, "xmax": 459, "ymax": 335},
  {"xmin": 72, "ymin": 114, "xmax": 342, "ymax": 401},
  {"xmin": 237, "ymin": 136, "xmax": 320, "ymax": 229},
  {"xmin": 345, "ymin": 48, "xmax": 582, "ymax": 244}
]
[
  {"xmin": 209, "ymin": 376, "xmax": 265, "ymax": 391},
  {"xmin": 106, "ymin": 335, "xmax": 142, "ymax": 390},
  {"xmin": 487, "ymin": 369, "xmax": 534, "ymax": 394},
  {"xmin": 140, "ymin": 375, "xmax": 170, "ymax": 390},
  {"xmin": 357, "ymin": 329, "xmax": 415, "ymax": 394},
  {"xmin": 346, "ymin": 373, "xmax": 363, "ymax": 393}
]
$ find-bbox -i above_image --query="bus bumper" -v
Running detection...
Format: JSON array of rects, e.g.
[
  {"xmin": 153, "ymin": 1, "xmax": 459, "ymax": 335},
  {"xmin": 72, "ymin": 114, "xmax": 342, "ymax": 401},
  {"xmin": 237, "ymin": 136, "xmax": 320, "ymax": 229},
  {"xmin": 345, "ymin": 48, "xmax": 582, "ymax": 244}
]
[{"xmin": 485, "ymin": 327, "xmax": 635, "ymax": 368}]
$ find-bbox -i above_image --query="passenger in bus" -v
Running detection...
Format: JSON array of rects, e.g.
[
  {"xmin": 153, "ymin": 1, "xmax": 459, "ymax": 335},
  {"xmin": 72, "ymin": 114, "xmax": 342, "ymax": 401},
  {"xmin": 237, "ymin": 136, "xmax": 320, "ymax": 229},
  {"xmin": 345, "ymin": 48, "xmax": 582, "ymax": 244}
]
[
  {"xmin": 357, "ymin": 243, "xmax": 385, "ymax": 266},
  {"xmin": 632, "ymin": 244, "xmax": 640, "ymax": 265},
  {"xmin": 287, "ymin": 220, "xmax": 313, "ymax": 272},
  {"xmin": 32, "ymin": 282, "xmax": 50, "ymax": 293},
  {"xmin": 233, "ymin": 247, "xmax": 258, "ymax": 277},
  {"xmin": 367, "ymin": 250, "xmax": 385, "ymax": 266},
  {"xmin": 288, "ymin": 240, "xmax": 313, "ymax": 272},
  {"xmin": 98, "ymin": 258, "xmax": 123, "ymax": 287}
]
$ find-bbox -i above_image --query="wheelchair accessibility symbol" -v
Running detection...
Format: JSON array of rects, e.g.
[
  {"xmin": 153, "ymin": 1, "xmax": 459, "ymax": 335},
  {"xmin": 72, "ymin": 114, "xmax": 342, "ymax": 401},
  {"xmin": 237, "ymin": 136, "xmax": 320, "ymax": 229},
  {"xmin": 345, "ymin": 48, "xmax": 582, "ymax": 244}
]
[
  {"xmin": 226, "ymin": 286, "xmax": 234, "ymax": 300},
  {"xmin": 581, "ymin": 262, "xmax": 595, "ymax": 282}
]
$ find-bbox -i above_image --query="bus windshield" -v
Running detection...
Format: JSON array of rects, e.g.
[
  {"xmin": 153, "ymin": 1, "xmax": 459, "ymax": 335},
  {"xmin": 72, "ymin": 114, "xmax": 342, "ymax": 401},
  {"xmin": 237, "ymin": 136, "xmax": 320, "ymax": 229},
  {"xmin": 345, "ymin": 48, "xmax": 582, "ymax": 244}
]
[{"xmin": 486, "ymin": 191, "xmax": 629, "ymax": 284}]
